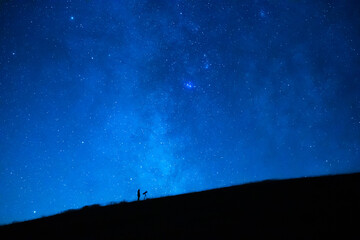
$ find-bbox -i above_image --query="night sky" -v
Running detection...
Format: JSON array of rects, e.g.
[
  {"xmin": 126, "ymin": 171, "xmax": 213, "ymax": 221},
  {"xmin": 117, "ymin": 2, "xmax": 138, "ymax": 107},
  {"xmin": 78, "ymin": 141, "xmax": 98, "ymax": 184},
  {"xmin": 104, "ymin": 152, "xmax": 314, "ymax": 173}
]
[{"xmin": 1, "ymin": 0, "xmax": 360, "ymax": 225}]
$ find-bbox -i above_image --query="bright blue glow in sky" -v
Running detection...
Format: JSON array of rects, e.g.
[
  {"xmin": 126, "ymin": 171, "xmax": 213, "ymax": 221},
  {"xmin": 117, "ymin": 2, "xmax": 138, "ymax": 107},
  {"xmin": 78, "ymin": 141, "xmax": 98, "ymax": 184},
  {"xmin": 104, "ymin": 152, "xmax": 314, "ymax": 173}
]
[
  {"xmin": 185, "ymin": 81, "xmax": 195, "ymax": 89},
  {"xmin": 0, "ymin": 0, "xmax": 360, "ymax": 225}
]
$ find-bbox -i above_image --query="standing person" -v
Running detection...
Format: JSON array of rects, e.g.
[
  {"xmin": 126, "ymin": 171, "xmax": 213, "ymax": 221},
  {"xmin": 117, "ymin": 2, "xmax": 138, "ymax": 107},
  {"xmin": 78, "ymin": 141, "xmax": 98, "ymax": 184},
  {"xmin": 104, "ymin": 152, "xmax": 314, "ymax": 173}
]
[{"xmin": 137, "ymin": 189, "xmax": 140, "ymax": 201}]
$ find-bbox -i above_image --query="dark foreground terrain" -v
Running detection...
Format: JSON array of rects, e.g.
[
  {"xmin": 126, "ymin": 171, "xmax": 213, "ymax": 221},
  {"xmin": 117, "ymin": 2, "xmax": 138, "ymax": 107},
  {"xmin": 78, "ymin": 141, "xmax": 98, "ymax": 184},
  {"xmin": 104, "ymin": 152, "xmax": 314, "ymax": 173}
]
[{"xmin": 1, "ymin": 173, "xmax": 359, "ymax": 239}]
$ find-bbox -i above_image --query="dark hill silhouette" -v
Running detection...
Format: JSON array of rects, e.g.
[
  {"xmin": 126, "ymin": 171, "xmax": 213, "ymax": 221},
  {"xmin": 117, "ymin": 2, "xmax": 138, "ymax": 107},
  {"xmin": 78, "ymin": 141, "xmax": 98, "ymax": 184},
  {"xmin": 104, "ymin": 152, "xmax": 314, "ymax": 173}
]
[{"xmin": 1, "ymin": 173, "xmax": 359, "ymax": 239}]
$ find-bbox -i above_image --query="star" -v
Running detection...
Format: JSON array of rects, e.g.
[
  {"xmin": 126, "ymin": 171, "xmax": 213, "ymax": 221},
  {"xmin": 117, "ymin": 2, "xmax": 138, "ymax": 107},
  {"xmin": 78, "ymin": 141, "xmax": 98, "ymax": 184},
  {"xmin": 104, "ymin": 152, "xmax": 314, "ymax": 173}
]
[
  {"xmin": 185, "ymin": 81, "xmax": 195, "ymax": 89},
  {"xmin": 259, "ymin": 9, "xmax": 266, "ymax": 18}
]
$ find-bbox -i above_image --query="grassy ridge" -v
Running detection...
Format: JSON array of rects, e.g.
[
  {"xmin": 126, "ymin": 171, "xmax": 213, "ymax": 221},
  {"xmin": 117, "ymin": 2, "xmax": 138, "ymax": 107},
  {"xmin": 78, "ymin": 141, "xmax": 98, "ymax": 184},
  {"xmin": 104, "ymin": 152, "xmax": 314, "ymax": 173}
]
[{"xmin": 1, "ymin": 172, "xmax": 359, "ymax": 239}]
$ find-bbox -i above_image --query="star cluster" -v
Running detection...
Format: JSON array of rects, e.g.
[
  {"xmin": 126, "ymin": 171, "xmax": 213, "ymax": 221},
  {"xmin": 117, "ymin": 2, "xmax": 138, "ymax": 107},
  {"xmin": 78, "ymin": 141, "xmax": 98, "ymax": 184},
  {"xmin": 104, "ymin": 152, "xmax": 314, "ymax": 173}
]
[{"xmin": 0, "ymin": 0, "xmax": 360, "ymax": 224}]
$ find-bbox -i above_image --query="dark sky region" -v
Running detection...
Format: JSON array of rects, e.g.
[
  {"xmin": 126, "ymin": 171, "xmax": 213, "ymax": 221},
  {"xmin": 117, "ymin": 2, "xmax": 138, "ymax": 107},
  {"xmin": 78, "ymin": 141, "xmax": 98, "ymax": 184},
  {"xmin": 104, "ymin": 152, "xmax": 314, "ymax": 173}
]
[{"xmin": 1, "ymin": 0, "xmax": 360, "ymax": 225}]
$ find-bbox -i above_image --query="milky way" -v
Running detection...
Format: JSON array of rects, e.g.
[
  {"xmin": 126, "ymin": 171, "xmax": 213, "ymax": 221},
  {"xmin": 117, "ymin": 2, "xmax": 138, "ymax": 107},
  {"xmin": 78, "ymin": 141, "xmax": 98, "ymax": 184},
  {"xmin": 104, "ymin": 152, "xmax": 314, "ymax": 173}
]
[{"xmin": 1, "ymin": 0, "xmax": 360, "ymax": 224}]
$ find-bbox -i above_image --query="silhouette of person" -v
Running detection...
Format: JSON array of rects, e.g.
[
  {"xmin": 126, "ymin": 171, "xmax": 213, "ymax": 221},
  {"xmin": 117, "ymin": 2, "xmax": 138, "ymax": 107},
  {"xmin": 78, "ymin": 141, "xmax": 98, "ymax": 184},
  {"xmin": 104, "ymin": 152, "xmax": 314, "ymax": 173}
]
[
  {"xmin": 137, "ymin": 189, "xmax": 140, "ymax": 201},
  {"xmin": 143, "ymin": 191, "xmax": 148, "ymax": 200}
]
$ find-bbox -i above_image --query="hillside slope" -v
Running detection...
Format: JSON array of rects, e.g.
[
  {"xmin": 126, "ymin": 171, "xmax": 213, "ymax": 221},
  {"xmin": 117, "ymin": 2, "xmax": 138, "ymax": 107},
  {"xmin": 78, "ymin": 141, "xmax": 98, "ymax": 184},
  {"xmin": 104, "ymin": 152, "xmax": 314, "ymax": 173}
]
[{"xmin": 1, "ymin": 173, "xmax": 359, "ymax": 239}]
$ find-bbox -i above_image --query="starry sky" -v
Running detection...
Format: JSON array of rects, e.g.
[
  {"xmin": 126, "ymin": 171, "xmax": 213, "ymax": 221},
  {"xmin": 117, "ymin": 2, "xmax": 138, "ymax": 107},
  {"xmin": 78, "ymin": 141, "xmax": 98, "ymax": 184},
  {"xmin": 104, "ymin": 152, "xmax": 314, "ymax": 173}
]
[{"xmin": 1, "ymin": 0, "xmax": 360, "ymax": 225}]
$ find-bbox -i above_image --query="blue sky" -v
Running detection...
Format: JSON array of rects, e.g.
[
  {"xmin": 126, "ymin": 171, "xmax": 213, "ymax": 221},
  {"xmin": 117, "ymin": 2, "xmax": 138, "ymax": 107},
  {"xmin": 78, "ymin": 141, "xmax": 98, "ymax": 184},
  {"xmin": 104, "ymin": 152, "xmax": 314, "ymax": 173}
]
[{"xmin": 0, "ymin": 0, "xmax": 359, "ymax": 224}]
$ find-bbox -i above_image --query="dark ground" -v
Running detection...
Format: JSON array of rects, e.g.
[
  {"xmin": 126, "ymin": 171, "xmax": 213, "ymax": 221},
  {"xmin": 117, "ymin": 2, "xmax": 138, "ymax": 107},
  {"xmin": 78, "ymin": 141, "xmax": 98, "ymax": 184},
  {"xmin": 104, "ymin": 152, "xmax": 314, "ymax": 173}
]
[{"xmin": 1, "ymin": 173, "xmax": 359, "ymax": 239}]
